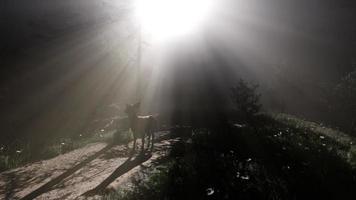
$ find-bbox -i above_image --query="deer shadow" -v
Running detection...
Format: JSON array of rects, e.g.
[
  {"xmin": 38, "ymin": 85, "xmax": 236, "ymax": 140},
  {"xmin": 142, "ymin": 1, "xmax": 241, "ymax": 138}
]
[
  {"xmin": 20, "ymin": 144, "xmax": 113, "ymax": 200},
  {"xmin": 17, "ymin": 131, "xmax": 171, "ymax": 200},
  {"xmin": 83, "ymin": 151, "xmax": 152, "ymax": 196}
]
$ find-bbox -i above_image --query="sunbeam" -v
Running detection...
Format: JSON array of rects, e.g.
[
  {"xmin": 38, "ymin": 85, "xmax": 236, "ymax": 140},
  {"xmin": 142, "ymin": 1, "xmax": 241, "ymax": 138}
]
[{"xmin": 1, "ymin": 1, "xmax": 356, "ymax": 199}]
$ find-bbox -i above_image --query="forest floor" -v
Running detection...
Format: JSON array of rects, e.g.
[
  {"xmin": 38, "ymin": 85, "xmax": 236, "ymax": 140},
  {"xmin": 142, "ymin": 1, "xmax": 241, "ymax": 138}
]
[
  {"xmin": 1, "ymin": 114, "xmax": 356, "ymax": 200},
  {"xmin": 103, "ymin": 114, "xmax": 356, "ymax": 200},
  {"xmin": 0, "ymin": 131, "xmax": 177, "ymax": 200}
]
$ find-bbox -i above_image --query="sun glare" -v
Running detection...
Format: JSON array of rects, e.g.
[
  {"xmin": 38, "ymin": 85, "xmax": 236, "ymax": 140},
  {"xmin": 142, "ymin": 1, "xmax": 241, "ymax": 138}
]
[{"xmin": 135, "ymin": 0, "xmax": 214, "ymax": 42}]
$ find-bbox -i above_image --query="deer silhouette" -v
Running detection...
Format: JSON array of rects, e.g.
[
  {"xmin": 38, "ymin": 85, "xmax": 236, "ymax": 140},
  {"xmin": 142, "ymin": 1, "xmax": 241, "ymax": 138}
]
[{"xmin": 125, "ymin": 102, "xmax": 157, "ymax": 152}]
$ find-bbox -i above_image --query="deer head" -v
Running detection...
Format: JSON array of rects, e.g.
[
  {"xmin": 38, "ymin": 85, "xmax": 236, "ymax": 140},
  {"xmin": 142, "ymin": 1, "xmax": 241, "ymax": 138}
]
[{"xmin": 125, "ymin": 102, "xmax": 140, "ymax": 118}]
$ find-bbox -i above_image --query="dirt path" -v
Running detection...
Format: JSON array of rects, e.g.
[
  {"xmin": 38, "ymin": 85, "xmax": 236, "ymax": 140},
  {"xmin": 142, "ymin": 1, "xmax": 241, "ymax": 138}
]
[{"xmin": 0, "ymin": 131, "xmax": 177, "ymax": 200}]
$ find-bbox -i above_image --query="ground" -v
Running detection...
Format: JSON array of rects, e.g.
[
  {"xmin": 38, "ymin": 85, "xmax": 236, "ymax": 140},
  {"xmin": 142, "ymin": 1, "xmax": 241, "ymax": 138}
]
[
  {"xmin": 0, "ymin": 131, "xmax": 176, "ymax": 200},
  {"xmin": 1, "ymin": 115, "xmax": 356, "ymax": 200}
]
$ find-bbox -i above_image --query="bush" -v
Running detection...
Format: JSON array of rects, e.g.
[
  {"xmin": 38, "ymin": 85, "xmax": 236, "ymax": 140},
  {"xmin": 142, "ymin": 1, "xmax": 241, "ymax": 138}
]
[
  {"xmin": 230, "ymin": 79, "xmax": 261, "ymax": 119},
  {"xmin": 328, "ymin": 69, "xmax": 356, "ymax": 134}
]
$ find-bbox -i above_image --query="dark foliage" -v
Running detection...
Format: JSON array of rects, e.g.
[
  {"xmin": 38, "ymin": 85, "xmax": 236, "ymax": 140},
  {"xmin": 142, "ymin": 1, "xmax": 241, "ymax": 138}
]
[
  {"xmin": 329, "ymin": 69, "xmax": 356, "ymax": 134},
  {"xmin": 124, "ymin": 116, "xmax": 356, "ymax": 200},
  {"xmin": 230, "ymin": 79, "xmax": 261, "ymax": 120}
]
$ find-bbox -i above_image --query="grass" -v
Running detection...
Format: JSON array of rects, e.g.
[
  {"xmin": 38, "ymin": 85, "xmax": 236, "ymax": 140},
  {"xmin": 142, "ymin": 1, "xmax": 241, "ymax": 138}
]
[
  {"xmin": 106, "ymin": 114, "xmax": 356, "ymax": 200},
  {"xmin": 2, "ymin": 112, "xmax": 355, "ymax": 199},
  {"xmin": 272, "ymin": 113, "xmax": 353, "ymax": 143},
  {"xmin": 103, "ymin": 162, "xmax": 173, "ymax": 200},
  {"xmin": 0, "ymin": 129, "xmax": 132, "ymax": 172},
  {"xmin": 272, "ymin": 113, "xmax": 356, "ymax": 168}
]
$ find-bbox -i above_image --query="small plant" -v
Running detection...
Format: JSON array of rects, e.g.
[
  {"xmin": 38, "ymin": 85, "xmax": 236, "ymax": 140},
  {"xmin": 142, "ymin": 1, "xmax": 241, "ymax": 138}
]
[
  {"xmin": 104, "ymin": 164, "xmax": 172, "ymax": 200},
  {"xmin": 230, "ymin": 79, "xmax": 261, "ymax": 119}
]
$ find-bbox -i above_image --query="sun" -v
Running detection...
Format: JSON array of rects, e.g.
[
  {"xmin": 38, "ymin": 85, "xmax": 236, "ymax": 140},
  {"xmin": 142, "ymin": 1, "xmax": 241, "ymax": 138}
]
[{"xmin": 135, "ymin": 0, "xmax": 214, "ymax": 42}]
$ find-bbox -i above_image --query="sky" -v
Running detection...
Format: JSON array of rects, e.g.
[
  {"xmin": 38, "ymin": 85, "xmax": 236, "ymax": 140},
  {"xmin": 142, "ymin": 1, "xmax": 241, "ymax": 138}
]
[{"xmin": 0, "ymin": 0, "xmax": 356, "ymax": 142}]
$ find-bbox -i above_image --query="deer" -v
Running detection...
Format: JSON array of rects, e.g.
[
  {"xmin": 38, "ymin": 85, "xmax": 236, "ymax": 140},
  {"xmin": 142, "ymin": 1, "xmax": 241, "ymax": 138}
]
[{"xmin": 125, "ymin": 102, "xmax": 157, "ymax": 152}]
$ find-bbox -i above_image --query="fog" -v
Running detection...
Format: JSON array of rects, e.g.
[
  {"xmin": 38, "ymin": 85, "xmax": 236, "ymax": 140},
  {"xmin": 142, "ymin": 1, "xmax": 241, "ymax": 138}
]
[{"xmin": 1, "ymin": 0, "xmax": 356, "ymax": 142}]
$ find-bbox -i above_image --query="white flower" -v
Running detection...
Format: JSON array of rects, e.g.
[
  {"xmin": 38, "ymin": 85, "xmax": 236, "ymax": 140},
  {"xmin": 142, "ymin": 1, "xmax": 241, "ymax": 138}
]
[{"xmin": 206, "ymin": 188, "xmax": 214, "ymax": 196}]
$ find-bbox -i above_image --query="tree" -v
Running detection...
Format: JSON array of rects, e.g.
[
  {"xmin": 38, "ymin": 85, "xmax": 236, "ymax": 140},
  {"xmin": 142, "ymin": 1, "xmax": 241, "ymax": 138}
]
[
  {"xmin": 230, "ymin": 79, "xmax": 261, "ymax": 119},
  {"xmin": 331, "ymin": 69, "xmax": 356, "ymax": 133}
]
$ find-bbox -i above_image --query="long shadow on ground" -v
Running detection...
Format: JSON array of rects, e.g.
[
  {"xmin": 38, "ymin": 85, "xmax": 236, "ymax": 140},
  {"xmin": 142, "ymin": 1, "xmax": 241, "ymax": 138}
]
[
  {"xmin": 83, "ymin": 152, "xmax": 152, "ymax": 196},
  {"xmin": 83, "ymin": 132, "xmax": 175, "ymax": 196},
  {"xmin": 20, "ymin": 144, "xmax": 113, "ymax": 200},
  {"xmin": 18, "ymin": 131, "xmax": 173, "ymax": 199}
]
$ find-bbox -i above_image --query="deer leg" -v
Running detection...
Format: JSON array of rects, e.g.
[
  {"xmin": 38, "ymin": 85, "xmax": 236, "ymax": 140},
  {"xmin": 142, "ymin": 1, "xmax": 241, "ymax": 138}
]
[
  {"xmin": 141, "ymin": 136, "xmax": 145, "ymax": 152},
  {"xmin": 147, "ymin": 132, "xmax": 151, "ymax": 149},
  {"xmin": 150, "ymin": 132, "xmax": 155, "ymax": 151},
  {"xmin": 133, "ymin": 137, "xmax": 137, "ymax": 152}
]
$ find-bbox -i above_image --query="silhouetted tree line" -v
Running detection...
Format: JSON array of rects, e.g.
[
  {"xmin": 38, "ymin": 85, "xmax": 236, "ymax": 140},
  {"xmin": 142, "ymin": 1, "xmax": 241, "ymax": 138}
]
[
  {"xmin": 322, "ymin": 68, "xmax": 356, "ymax": 135},
  {"xmin": 230, "ymin": 79, "xmax": 261, "ymax": 120},
  {"xmin": 169, "ymin": 77, "xmax": 261, "ymax": 129}
]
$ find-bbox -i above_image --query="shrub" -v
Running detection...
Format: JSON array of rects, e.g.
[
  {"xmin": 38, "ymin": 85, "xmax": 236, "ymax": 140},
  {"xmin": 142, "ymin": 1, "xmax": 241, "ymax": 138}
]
[
  {"xmin": 230, "ymin": 79, "xmax": 261, "ymax": 119},
  {"xmin": 329, "ymin": 69, "xmax": 356, "ymax": 134}
]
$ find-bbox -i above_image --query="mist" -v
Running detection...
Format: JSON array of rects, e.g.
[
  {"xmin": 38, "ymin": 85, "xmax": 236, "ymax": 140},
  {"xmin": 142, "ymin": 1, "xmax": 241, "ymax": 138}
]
[{"xmin": 1, "ymin": 1, "xmax": 356, "ymax": 199}]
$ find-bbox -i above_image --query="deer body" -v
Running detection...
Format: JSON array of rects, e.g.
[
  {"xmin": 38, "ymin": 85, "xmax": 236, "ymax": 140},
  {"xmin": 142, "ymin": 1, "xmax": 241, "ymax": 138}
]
[{"xmin": 125, "ymin": 103, "xmax": 157, "ymax": 151}]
